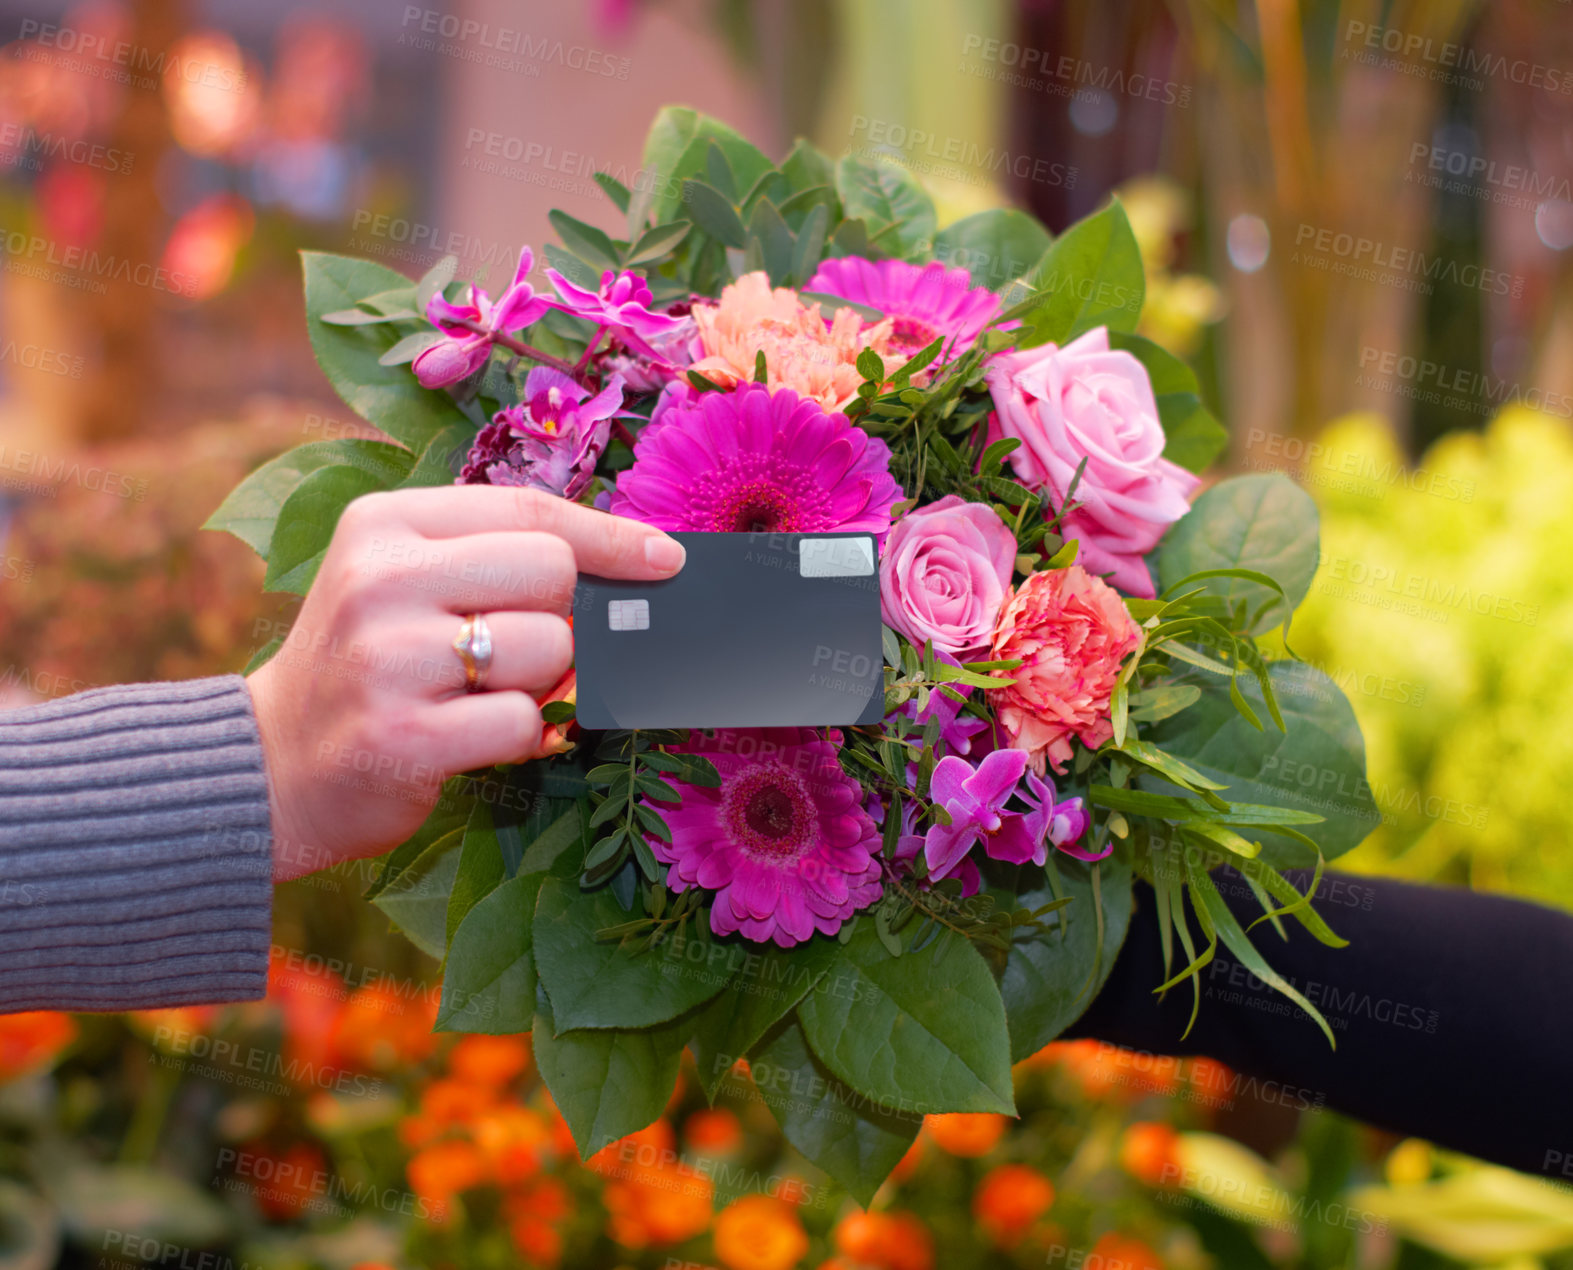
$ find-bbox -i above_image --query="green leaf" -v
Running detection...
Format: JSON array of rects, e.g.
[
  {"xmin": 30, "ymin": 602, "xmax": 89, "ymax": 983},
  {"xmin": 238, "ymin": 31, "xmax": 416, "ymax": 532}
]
[
  {"xmin": 264, "ymin": 464, "xmax": 389, "ymax": 594},
  {"xmin": 414, "ymin": 255, "xmax": 457, "ymax": 314},
  {"xmin": 378, "ymin": 329, "xmax": 447, "ymax": 367},
  {"xmin": 780, "ymin": 138, "xmax": 836, "ymax": 195},
  {"xmin": 1145, "ymin": 662, "xmax": 1380, "ymax": 867},
  {"xmin": 834, "ymin": 155, "xmax": 936, "ymax": 260},
  {"xmin": 204, "ymin": 439, "xmax": 412, "ymax": 558},
  {"xmin": 437, "ymin": 873, "xmax": 544, "ymax": 1033},
  {"xmin": 543, "ymin": 243, "xmax": 601, "ymax": 291},
  {"xmin": 934, "ymin": 208, "xmax": 1052, "ymax": 291},
  {"xmin": 640, "ymin": 107, "xmax": 775, "ymax": 227},
  {"xmin": 370, "ymin": 828, "xmax": 464, "ymax": 959},
  {"xmin": 1158, "ymin": 474, "xmax": 1320, "ymax": 635},
  {"xmin": 753, "ymin": 1019, "xmax": 923, "ymax": 1206},
  {"xmin": 549, "ymin": 209, "xmax": 621, "ymax": 272},
  {"xmin": 364, "ymin": 786, "xmax": 472, "ymax": 899},
  {"xmin": 533, "ymin": 875, "xmax": 730, "ymax": 1030},
  {"xmin": 302, "ymin": 252, "xmax": 470, "ymax": 451},
  {"xmin": 1107, "ymin": 331, "xmax": 1228, "ymax": 473},
  {"xmin": 1185, "ymin": 855, "xmax": 1336, "ymax": 1046},
  {"xmin": 446, "ymin": 799, "xmax": 507, "ymax": 948},
  {"xmin": 624, "ymin": 220, "xmax": 692, "ymax": 267},
  {"xmin": 593, "ymin": 171, "xmax": 631, "ymax": 214},
  {"xmin": 398, "ymin": 421, "xmax": 474, "ymax": 489},
  {"xmin": 746, "ymin": 197, "xmax": 795, "ymax": 286},
  {"xmin": 795, "ymin": 920, "xmax": 1015, "ymax": 1115},
  {"xmin": 681, "ymin": 180, "xmax": 746, "ymax": 249},
  {"xmin": 998, "ymin": 853, "xmax": 1133, "ymax": 1062},
  {"xmin": 532, "ymin": 985, "xmax": 688, "ymax": 1158},
  {"xmin": 688, "ymin": 938, "xmax": 842, "ymax": 1101},
  {"xmin": 1018, "ymin": 198, "xmax": 1145, "ymax": 346}
]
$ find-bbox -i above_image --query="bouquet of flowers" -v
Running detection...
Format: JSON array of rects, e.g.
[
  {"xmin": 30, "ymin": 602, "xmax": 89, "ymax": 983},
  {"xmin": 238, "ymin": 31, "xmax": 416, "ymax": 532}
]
[{"xmin": 210, "ymin": 107, "xmax": 1377, "ymax": 1203}]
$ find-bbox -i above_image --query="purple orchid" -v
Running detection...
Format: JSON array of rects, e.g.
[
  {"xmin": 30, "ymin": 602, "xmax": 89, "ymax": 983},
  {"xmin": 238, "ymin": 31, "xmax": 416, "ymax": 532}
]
[
  {"xmin": 413, "ymin": 247, "xmax": 553, "ymax": 389},
  {"xmin": 544, "ymin": 267, "xmax": 688, "ymax": 360},
  {"xmin": 921, "ymin": 748, "xmax": 1103, "ymax": 882},
  {"xmin": 458, "ymin": 367, "xmax": 625, "ymax": 499}
]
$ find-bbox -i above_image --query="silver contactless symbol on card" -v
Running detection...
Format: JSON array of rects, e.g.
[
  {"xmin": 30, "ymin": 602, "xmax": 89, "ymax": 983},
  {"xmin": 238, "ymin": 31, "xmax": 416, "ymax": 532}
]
[
  {"xmin": 607, "ymin": 598, "xmax": 649, "ymax": 631},
  {"xmin": 798, "ymin": 537, "xmax": 875, "ymax": 578}
]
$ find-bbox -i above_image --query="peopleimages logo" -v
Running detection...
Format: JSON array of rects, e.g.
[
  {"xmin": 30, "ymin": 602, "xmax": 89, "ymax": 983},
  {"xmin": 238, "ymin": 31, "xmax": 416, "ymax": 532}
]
[{"xmin": 1340, "ymin": 21, "xmax": 1573, "ymax": 93}]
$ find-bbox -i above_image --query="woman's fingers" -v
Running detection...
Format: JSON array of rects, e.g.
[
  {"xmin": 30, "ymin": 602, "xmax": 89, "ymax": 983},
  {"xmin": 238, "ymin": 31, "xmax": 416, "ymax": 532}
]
[
  {"xmin": 420, "ymin": 610, "xmax": 573, "ymax": 696},
  {"xmin": 363, "ymin": 486, "xmax": 686, "ymax": 579},
  {"xmin": 425, "ymin": 689, "xmax": 546, "ymax": 774},
  {"xmin": 362, "ymin": 530, "xmax": 580, "ymax": 615}
]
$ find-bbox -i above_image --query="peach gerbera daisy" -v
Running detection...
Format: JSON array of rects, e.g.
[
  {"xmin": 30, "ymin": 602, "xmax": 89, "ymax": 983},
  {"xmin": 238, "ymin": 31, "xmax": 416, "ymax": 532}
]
[{"xmin": 689, "ymin": 271, "xmax": 895, "ymax": 411}]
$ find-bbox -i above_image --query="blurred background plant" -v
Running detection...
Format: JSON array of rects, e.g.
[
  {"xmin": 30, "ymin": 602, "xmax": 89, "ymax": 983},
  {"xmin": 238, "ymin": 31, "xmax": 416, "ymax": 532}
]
[{"xmin": 1, "ymin": 0, "xmax": 1571, "ymax": 1266}]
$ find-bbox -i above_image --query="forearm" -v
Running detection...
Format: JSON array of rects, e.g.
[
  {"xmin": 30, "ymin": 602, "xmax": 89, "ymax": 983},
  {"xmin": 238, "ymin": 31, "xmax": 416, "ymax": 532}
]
[
  {"xmin": 0, "ymin": 676, "xmax": 273, "ymax": 1012},
  {"xmin": 1071, "ymin": 867, "xmax": 1573, "ymax": 1179}
]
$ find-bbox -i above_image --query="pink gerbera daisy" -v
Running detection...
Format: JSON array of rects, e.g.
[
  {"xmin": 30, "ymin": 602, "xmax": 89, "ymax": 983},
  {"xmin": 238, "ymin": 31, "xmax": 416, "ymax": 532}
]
[
  {"xmin": 609, "ymin": 382, "xmax": 901, "ymax": 535},
  {"xmin": 806, "ymin": 256, "xmax": 1002, "ymax": 361},
  {"xmin": 645, "ymin": 728, "xmax": 884, "ymax": 946}
]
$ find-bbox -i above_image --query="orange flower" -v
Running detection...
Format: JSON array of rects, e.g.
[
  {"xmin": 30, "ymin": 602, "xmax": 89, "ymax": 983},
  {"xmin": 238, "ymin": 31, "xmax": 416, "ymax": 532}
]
[
  {"xmin": 330, "ymin": 981, "xmax": 438, "ymax": 1072},
  {"xmin": 596, "ymin": 1119, "xmax": 713, "ymax": 1247},
  {"xmin": 1119, "ymin": 1122, "xmax": 1181, "ymax": 1188},
  {"xmin": 924, "ymin": 1112, "xmax": 1008, "ymax": 1158},
  {"xmin": 1089, "ymin": 1232, "xmax": 1164, "ymax": 1270},
  {"xmin": 244, "ymin": 1142, "xmax": 329, "ymax": 1222},
  {"xmin": 406, "ymin": 1138, "xmax": 488, "ymax": 1217},
  {"xmin": 267, "ymin": 957, "xmax": 346, "ymax": 1075},
  {"xmin": 128, "ymin": 1005, "xmax": 222, "ymax": 1045},
  {"xmin": 713, "ymin": 1195, "xmax": 808, "ymax": 1270},
  {"xmin": 0, "ymin": 1011, "xmax": 75, "ymax": 1080},
  {"xmin": 1186, "ymin": 1057, "xmax": 1234, "ymax": 1106},
  {"xmin": 399, "ymin": 1077, "xmax": 495, "ymax": 1148},
  {"xmin": 509, "ymin": 1217, "xmax": 562, "ymax": 1265},
  {"xmin": 889, "ymin": 1136, "xmax": 926, "ymax": 1184},
  {"xmin": 449, "ymin": 1034, "xmax": 531, "ymax": 1089},
  {"xmin": 536, "ymin": 665, "xmax": 578, "ymax": 757},
  {"xmin": 685, "ymin": 1108, "xmax": 743, "ymax": 1157},
  {"xmin": 1034, "ymin": 1040, "xmax": 1175, "ymax": 1101},
  {"xmin": 833, "ymin": 1210, "xmax": 933, "ymax": 1270},
  {"xmin": 973, "ymin": 1164, "xmax": 1054, "ymax": 1248},
  {"xmin": 474, "ymin": 1104, "xmax": 552, "ymax": 1187},
  {"xmin": 690, "ymin": 272, "xmax": 894, "ymax": 411}
]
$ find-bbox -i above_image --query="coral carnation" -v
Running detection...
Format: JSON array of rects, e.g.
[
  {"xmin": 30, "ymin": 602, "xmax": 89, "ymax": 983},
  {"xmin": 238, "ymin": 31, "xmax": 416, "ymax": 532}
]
[
  {"xmin": 610, "ymin": 381, "xmax": 900, "ymax": 536},
  {"xmin": 643, "ymin": 727, "xmax": 884, "ymax": 946},
  {"xmin": 689, "ymin": 271, "xmax": 894, "ymax": 410},
  {"xmin": 987, "ymin": 565, "xmax": 1141, "ymax": 775}
]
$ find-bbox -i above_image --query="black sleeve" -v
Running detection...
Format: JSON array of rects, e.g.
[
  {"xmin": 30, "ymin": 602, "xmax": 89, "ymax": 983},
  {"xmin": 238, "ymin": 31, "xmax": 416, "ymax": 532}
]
[{"xmin": 1068, "ymin": 867, "xmax": 1573, "ymax": 1180}]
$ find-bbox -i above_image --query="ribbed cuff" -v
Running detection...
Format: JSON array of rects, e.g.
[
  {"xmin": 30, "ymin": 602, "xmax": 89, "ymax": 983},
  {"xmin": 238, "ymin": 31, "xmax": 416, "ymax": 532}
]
[{"xmin": 0, "ymin": 675, "xmax": 273, "ymax": 1012}]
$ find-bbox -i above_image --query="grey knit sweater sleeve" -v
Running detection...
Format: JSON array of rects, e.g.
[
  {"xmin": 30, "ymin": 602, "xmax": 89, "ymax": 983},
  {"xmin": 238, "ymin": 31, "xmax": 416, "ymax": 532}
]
[{"xmin": 0, "ymin": 675, "xmax": 273, "ymax": 1012}]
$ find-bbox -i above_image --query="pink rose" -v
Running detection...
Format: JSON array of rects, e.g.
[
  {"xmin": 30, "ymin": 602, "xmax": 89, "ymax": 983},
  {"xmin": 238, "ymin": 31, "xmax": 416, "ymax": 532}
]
[
  {"xmin": 984, "ymin": 326, "xmax": 1199, "ymax": 598},
  {"xmin": 987, "ymin": 564, "xmax": 1141, "ymax": 775},
  {"xmin": 879, "ymin": 494, "xmax": 1016, "ymax": 657}
]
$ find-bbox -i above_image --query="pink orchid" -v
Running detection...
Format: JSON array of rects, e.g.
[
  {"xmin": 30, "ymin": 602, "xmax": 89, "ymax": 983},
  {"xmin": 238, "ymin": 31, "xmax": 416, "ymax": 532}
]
[
  {"xmin": 922, "ymin": 748, "xmax": 1100, "ymax": 882},
  {"xmin": 544, "ymin": 267, "xmax": 687, "ymax": 360},
  {"xmin": 412, "ymin": 247, "xmax": 552, "ymax": 389}
]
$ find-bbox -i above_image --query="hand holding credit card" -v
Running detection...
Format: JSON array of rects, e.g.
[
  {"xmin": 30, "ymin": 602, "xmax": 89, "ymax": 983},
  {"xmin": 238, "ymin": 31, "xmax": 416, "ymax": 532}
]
[{"xmin": 572, "ymin": 532, "xmax": 884, "ymax": 729}]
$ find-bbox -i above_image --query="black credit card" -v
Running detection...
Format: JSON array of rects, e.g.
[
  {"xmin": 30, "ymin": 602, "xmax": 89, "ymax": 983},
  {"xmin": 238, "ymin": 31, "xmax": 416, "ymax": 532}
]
[{"xmin": 572, "ymin": 531, "xmax": 885, "ymax": 730}]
